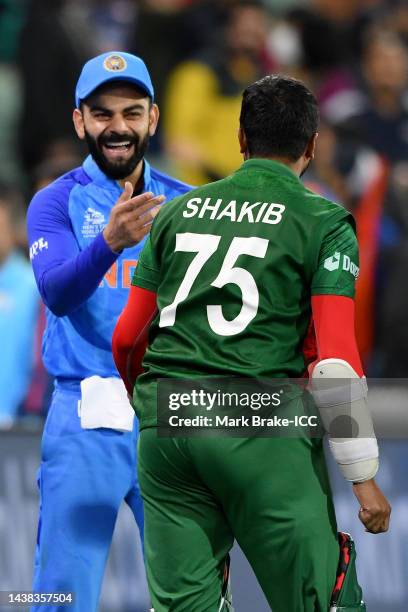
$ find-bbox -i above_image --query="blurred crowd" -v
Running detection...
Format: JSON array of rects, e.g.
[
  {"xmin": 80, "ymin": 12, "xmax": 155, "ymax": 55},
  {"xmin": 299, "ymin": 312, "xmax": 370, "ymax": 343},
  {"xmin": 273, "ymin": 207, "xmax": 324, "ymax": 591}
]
[{"xmin": 0, "ymin": 0, "xmax": 407, "ymax": 426}]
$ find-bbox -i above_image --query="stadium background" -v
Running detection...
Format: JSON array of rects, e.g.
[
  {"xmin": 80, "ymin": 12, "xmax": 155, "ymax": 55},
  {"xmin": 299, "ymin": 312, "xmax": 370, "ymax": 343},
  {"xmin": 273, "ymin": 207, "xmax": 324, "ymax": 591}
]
[{"xmin": 0, "ymin": 0, "xmax": 407, "ymax": 610}]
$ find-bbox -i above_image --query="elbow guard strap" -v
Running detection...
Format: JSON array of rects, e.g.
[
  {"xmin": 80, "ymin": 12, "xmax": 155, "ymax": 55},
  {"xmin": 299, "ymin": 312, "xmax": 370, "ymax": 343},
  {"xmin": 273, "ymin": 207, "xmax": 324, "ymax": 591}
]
[{"xmin": 310, "ymin": 358, "xmax": 379, "ymax": 483}]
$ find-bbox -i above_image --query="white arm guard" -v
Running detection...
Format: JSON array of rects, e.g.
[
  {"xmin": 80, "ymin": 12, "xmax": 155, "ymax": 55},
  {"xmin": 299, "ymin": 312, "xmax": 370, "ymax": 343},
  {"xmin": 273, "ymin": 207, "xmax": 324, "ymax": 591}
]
[{"xmin": 310, "ymin": 358, "xmax": 379, "ymax": 483}]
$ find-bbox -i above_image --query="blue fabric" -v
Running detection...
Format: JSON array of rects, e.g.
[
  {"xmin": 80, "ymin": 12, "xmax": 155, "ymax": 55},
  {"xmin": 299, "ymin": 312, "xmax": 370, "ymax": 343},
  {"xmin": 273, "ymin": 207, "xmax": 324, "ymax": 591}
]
[
  {"xmin": 31, "ymin": 383, "xmax": 143, "ymax": 612},
  {"xmin": 27, "ymin": 156, "xmax": 191, "ymax": 611},
  {"xmin": 0, "ymin": 252, "xmax": 39, "ymax": 423},
  {"xmin": 27, "ymin": 155, "xmax": 191, "ymax": 380}
]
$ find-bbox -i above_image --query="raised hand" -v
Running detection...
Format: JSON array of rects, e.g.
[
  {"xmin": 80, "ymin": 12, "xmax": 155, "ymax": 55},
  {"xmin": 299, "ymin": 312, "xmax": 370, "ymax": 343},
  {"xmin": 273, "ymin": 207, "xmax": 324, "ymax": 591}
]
[{"xmin": 103, "ymin": 181, "xmax": 164, "ymax": 253}]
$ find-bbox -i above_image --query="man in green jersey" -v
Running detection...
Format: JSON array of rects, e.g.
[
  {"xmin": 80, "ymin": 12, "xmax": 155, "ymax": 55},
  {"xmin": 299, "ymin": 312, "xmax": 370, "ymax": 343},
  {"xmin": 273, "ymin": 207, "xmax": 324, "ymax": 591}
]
[{"xmin": 113, "ymin": 75, "xmax": 391, "ymax": 611}]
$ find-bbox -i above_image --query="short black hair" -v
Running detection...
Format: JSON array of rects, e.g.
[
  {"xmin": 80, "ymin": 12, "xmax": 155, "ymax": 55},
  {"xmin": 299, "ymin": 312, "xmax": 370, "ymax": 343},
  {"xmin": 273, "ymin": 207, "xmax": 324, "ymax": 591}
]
[{"xmin": 240, "ymin": 75, "xmax": 319, "ymax": 161}]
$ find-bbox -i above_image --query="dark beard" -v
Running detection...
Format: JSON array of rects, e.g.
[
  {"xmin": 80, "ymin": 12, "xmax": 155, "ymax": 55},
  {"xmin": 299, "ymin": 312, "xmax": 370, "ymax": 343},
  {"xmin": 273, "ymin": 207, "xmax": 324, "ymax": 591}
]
[{"xmin": 84, "ymin": 128, "xmax": 150, "ymax": 180}]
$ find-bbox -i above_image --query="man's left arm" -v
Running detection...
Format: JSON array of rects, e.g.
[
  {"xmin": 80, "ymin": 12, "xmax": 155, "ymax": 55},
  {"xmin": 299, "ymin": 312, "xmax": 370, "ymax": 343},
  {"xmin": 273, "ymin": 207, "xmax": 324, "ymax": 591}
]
[{"xmin": 310, "ymin": 217, "xmax": 391, "ymax": 533}]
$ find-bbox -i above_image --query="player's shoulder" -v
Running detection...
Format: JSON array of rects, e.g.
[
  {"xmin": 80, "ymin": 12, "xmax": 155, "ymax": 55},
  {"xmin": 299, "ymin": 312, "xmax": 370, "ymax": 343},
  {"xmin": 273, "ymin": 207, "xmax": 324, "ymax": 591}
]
[
  {"xmin": 302, "ymin": 186, "xmax": 355, "ymax": 230},
  {"xmin": 27, "ymin": 166, "xmax": 91, "ymax": 217},
  {"xmin": 149, "ymin": 165, "xmax": 192, "ymax": 198}
]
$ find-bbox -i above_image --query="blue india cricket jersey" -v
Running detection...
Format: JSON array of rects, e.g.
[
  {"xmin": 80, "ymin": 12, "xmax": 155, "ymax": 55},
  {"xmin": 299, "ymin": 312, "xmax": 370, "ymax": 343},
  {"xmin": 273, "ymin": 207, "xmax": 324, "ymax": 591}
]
[{"xmin": 27, "ymin": 155, "xmax": 191, "ymax": 381}]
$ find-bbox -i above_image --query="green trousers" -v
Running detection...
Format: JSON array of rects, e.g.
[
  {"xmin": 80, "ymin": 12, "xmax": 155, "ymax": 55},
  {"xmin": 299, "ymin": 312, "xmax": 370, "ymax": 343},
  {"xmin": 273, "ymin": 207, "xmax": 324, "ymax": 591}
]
[{"xmin": 138, "ymin": 427, "xmax": 341, "ymax": 612}]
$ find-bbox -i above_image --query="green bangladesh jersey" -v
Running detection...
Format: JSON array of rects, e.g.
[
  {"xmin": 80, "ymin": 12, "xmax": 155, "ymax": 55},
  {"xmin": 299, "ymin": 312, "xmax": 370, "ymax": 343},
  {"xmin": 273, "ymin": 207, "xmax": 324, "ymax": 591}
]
[{"xmin": 132, "ymin": 159, "xmax": 359, "ymax": 428}]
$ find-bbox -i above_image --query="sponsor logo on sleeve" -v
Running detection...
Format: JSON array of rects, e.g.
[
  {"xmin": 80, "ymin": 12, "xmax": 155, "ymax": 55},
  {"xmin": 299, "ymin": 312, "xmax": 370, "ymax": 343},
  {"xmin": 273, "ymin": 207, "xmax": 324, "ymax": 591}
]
[
  {"xmin": 323, "ymin": 252, "xmax": 341, "ymax": 271},
  {"xmin": 323, "ymin": 252, "xmax": 359, "ymax": 278},
  {"xmin": 29, "ymin": 237, "xmax": 48, "ymax": 260}
]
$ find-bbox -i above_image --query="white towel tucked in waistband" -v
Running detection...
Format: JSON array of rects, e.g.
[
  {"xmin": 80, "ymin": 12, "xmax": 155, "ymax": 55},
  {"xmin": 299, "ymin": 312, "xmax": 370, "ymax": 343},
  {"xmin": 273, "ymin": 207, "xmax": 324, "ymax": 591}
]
[{"xmin": 78, "ymin": 376, "xmax": 134, "ymax": 432}]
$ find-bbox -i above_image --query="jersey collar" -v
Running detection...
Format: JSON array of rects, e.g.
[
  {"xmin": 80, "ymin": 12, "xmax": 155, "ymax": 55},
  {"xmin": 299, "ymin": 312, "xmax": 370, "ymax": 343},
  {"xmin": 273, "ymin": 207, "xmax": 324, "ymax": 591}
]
[
  {"xmin": 82, "ymin": 155, "xmax": 152, "ymax": 192},
  {"xmin": 240, "ymin": 158, "xmax": 300, "ymax": 182}
]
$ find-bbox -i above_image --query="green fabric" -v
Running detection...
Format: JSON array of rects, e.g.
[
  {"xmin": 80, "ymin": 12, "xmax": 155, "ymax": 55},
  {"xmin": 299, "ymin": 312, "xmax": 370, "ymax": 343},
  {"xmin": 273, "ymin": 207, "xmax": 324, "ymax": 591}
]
[
  {"xmin": 132, "ymin": 159, "xmax": 362, "ymax": 609},
  {"xmin": 138, "ymin": 411, "xmax": 339, "ymax": 612},
  {"xmin": 311, "ymin": 220, "xmax": 359, "ymax": 297},
  {"xmin": 132, "ymin": 158, "xmax": 357, "ymax": 429}
]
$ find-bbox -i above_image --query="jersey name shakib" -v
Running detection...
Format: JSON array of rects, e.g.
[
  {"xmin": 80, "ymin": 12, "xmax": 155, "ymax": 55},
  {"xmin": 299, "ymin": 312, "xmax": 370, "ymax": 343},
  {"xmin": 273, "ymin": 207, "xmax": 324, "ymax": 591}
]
[{"xmin": 182, "ymin": 197, "xmax": 286, "ymax": 225}]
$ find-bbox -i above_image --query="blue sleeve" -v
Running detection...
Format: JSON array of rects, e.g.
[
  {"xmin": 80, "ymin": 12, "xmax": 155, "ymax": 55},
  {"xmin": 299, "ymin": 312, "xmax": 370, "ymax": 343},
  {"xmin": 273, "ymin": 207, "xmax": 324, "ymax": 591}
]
[{"xmin": 27, "ymin": 183, "xmax": 119, "ymax": 316}]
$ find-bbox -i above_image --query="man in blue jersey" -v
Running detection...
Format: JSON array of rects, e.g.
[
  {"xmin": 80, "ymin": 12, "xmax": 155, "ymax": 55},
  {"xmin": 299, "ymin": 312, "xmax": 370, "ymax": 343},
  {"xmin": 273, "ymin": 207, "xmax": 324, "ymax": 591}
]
[{"xmin": 26, "ymin": 52, "xmax": 191, "ymax": 612}]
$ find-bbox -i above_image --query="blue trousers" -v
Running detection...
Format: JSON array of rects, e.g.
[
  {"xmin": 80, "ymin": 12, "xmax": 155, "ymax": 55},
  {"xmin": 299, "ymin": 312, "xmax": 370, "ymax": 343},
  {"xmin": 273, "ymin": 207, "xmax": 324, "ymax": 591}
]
[{"xmin": 31, "ymin": 382, "xmax": 144, "ymax": 612}]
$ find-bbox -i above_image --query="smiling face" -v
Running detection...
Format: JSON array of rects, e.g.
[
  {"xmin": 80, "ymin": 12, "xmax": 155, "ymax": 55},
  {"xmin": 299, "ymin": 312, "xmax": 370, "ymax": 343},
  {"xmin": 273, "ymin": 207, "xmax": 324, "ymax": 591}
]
[{"xmin": 73, "ymin": 82, "xmax": 159, "ymax": 180}]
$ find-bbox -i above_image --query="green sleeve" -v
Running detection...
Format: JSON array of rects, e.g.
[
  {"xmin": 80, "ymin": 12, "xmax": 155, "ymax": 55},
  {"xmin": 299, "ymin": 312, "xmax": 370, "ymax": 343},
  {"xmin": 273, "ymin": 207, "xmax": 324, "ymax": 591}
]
[
  {"xmin": 311, "ymin": 219, "xmax": 359, "ymax": 298},
  {"xmin": 131, "ymin": 235, "xmax": 160, "ymax": 291}
]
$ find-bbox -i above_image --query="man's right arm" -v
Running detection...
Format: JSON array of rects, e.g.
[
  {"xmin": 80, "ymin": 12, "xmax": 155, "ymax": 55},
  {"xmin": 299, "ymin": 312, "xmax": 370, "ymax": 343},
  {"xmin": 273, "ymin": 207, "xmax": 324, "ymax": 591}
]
[
  {"xmin": 27, "ymin": 181, "xmax": 163, "ymax": 317},
  {"xmin": 27, "ymin": 186, "xmax": 119, "ymax": 316}
]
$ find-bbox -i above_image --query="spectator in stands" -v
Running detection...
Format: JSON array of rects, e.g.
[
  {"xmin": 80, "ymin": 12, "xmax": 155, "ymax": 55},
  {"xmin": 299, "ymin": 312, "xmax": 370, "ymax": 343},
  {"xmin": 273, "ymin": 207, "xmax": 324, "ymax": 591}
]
[
  {"xmin": 0, "ymin": 186, "xmax": 39, "ymax": 428},
  {"xmin": 17, "ymin": 0, "xmax": 95, "ymax": 178},
  {"xmin": 324, "ymin": 27, "xmax": 408, "ymax": 375},
  {"xmin": 133, "ymin": 0, "xmax": 222, "ymax": 111},
  {"xmin": 163, "ymin": 0, "xmax": 276, "ymax": 185},
  {"xmin": 339, "ymin": 29, "xmax": 408, "ymax": 163},
  {"xmin": 0, "ymin": 0, "xmax": 28, "ymax": 184},
  {"xmin": 355, "ymin": 30, "xmax": 408, "ymax": 375}
]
